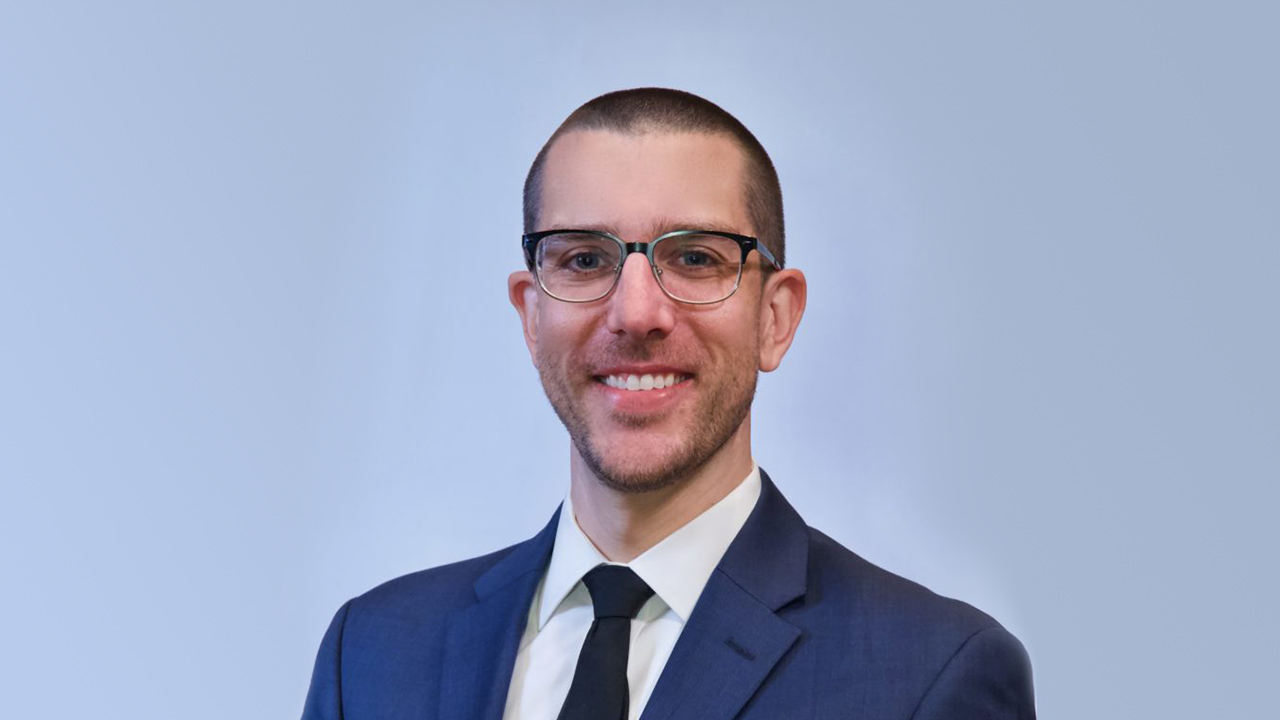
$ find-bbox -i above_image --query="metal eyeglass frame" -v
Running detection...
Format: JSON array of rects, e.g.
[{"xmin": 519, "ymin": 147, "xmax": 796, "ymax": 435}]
[{"xmin": 521, "ymin": 229, "xmax": 783, "ymax": 305}]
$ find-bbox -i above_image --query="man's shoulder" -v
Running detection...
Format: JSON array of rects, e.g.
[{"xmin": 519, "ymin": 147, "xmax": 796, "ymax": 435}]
[
  {"xmin": 791, "ymin": 525, "xmax": 1035, "ymax": 715},
  {"xmin": 348, "ymin": 540, "xmax": 529, "ymax": 619},
  {"xmin": 801, "ymin": 525, "xmax": 1008, "ymax": 644},
  {"xmin": 345, "ymin": 505, "xmax": 559, "ymax": 621}
]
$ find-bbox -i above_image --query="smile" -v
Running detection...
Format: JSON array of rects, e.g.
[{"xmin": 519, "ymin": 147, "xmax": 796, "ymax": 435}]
[{"xmin": 598, "ymin": 373, "xmax": 691, "ymax": 392}]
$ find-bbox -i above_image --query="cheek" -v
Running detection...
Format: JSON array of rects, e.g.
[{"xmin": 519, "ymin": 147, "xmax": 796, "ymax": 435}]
[
  {"xmin": 534, "ymin": 309, "xmax": 600, "ymax": 369},
  {"xmin": 691, "ymin": 314, "xmax": 761, "ymax": 371}
]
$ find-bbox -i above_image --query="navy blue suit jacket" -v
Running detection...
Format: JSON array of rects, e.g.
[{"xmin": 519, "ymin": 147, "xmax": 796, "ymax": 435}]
[{"xmin": 302, "ymin": 472, "xmax": 1035, "ymax": 719}]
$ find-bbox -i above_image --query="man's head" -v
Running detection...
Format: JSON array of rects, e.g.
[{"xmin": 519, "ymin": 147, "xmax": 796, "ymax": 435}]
[
  {"xmin": 524, "ymin": 88, "xmax": 787, "ymax": 269},
  {"xmin": 509, "ymin": 88, "xmax": 806, "ymax": 494}
]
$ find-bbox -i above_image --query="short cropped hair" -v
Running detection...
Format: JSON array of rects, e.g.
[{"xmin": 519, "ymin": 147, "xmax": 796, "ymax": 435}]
[{"xmin": 523, "ymin": 88, "xmax": 786, "ymax": 268}]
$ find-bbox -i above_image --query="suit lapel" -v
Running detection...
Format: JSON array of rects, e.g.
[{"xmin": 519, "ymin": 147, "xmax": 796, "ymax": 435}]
[
  {"xmin": 439, "ymin": 508, "xmax": 560, "ymax": 720},
  {"xmin": 640, "ymin": 472, "xmax": 810, "ymax": 720},
  {"xmin": 637, "ymin": 570, "xmax": 801, "ymax": 720}
]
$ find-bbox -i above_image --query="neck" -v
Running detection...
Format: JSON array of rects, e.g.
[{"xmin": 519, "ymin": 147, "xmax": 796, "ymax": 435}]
[{"xmin": 569, "ymin": 418, "xmax": 753, "ymax": 563}]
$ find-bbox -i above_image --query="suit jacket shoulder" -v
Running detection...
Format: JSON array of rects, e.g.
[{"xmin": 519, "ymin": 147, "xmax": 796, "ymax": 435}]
[
  {"xmin": 301, "ymin": 511, "xmax": 560, "ymax": 720},
  {"xmin": 806, "ymin": 524, "xmax": 1004, "ymax": 648},
  {"xmin": 352, "ymin": 541, "xmax": 523, "ymax": 618},
  {"xmin": 784, "ymin": 526, "xmax": 1033, "ymax": 719}
]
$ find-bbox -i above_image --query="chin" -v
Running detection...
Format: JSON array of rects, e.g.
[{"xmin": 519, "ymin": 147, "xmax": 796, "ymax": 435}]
[{"xmin": 575, "ymin": 433, "xmax": 709, "ymax": 495}]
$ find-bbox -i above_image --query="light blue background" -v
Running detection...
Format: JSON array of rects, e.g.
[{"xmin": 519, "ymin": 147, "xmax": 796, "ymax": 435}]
[{"xmin": 2, "ymin": 1, "xmax": 1276, "ymax": 717}]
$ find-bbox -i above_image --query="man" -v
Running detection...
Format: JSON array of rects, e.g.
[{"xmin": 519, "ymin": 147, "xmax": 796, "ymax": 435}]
[{"xmin": 302, "ymin": 88, "xmax": 1035, "ymax": 720}]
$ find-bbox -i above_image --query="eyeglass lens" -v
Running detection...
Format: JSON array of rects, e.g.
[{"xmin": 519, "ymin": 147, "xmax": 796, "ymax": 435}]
[{"xmin": 535, "ymin": 233, "xmax": 743, "ymax": 303}]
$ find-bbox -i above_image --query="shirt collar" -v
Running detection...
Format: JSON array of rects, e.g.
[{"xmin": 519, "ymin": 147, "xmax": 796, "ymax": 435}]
[{"xmin": 537, "ymin": 464, "xmax": 762, "ymax": 629}]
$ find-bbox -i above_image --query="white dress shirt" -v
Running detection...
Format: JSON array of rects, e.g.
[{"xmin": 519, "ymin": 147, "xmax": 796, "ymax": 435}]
[{"xmin": 501, "ymin": 465, "xmax": 763, "ymax": 720}]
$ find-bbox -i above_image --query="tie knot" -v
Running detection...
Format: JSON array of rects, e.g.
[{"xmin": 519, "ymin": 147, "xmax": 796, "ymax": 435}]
[{"xmin": 581, "ymin": 565, "xmax": 654, "ymax": 620}]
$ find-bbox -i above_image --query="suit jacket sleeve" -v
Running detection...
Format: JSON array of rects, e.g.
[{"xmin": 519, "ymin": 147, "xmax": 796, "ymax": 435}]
[
  {"xmin": 910, "ymin": 626, "xmax": 1036, "ymax": 720},
  {"xmin": 301, "ymin": 600, "xmax": 352, "ymax": 720}
]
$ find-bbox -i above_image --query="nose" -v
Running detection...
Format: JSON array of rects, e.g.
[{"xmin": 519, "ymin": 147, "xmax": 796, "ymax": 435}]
[{"xmin": 604, "ymin": 253, "xmax": 676, "ymax": 339}]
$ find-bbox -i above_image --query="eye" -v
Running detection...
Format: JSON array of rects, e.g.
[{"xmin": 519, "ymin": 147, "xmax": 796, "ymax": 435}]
[
  {"xmin": 564, "ymin": 249, "xmax": 607, "ymax": 271},
  {"xmin": 537, "ymin": 233, "xmax": 621, "ymax": 278},
  {"xmin": 658, "ymin": 235, "xmax": 736, "ymax": 274},
  {"xmin": 674, "ymin": 248, "xmax": 719, "ymax": 268}
]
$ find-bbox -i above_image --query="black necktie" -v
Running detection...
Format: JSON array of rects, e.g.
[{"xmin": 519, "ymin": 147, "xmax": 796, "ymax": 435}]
[{"xmin": 556, "ymin": 565, "xmax": 655, "ymax": 720}]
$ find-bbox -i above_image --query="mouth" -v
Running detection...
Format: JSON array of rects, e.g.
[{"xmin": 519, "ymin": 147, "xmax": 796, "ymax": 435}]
[{"xmin": 595, "ymin": 372, "xmax": 693, "ymax": 392}]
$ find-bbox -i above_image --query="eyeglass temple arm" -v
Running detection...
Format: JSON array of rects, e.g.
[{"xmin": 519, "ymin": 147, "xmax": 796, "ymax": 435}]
[{"xmin": 750, "ymin": 238, "xmax": 782, "ymax": 270}]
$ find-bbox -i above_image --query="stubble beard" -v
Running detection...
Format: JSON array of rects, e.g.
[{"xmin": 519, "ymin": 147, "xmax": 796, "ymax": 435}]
[{"xmin": 536, "ymin": 340, "xmax": 758, "ymax": 495}]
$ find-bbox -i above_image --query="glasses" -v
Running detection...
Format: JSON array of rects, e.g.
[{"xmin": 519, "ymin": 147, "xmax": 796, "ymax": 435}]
[{"xmin": 522, "ymin": 229, "xmax": 782, "ymax": 304}]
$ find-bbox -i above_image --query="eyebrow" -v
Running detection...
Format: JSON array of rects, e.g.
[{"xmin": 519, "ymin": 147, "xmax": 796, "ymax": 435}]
[{"xmin": 548, "ymin": 218, "xmax": 751, "ymax": 240}]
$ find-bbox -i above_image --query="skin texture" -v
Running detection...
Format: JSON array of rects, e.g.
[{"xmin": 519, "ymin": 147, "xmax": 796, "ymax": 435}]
[{"xmin": 509, "ymin": 129, "xmax": 807, "ymax": 561}]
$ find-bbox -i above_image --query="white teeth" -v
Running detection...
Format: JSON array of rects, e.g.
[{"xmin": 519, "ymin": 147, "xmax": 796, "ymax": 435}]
[{"xmin": 602, "ymin": 373, "xmax": 687, "ymax": 392}]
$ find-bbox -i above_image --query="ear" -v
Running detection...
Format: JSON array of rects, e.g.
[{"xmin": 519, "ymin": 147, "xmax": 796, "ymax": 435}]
[
  {"xmin": 509, "ymin": 270, "xmax": 541, "ymax": 358},
  {"xmin": 758, "ymin": 268, "xmax": 807, "ymax": 372}
]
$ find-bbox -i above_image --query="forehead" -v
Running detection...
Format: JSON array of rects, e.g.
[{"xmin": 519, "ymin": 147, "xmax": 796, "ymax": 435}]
[{"xmin": 537, "ymin": 130, "xmax": 752, "ymax": 239}]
